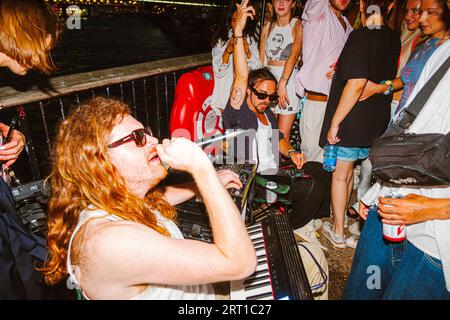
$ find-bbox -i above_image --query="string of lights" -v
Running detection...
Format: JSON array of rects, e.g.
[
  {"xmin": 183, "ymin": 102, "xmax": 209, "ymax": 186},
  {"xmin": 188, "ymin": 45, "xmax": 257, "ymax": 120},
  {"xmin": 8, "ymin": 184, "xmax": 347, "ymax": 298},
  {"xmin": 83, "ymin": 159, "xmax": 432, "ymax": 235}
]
[{"xmin": 46, "ymin": 0, "xmax": 222, "ymax": 8}]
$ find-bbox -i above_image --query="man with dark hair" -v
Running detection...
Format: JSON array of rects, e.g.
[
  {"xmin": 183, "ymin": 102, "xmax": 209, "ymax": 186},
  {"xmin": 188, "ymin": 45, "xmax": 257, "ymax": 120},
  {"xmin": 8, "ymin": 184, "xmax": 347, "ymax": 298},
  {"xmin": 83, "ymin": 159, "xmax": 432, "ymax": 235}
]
[
  {"xmin": 247, "ymin": 68, "xmax": 278, "ymax": 88},
  {"xmin": 223, "ymin": 0, "xmax": 329, "ymax": 299}
]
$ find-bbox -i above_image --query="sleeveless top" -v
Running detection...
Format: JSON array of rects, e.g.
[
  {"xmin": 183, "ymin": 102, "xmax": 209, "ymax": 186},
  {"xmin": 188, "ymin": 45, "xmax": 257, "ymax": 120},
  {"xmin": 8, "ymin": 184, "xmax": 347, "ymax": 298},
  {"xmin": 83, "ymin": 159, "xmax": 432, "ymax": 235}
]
[
  {"xmin": 265, "ymin": 18, "xmax": 298, "ymax": 61},
  {"xmin": 67, "ymin": 207, "xmax": 216, "ymax": 300},
  {"xmin": 252, "ymin": 117, "xmax": 278, "ymax": 174},
  {"xmin": 395, "ymin": 37, "xmax": 441, "ymax": 116}
]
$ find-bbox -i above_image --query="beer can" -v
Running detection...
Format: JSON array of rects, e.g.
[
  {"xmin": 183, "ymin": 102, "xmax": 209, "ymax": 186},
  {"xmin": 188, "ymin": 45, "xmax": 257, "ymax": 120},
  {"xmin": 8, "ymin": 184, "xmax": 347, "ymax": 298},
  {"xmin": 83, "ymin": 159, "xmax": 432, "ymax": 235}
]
[
  {"xmin": 266, "ymin": 181, "xmax": 277, "ymax": 204},
  {"xmin": 382, "ymin": 193, "xmax": 406, "ymax": 242}
]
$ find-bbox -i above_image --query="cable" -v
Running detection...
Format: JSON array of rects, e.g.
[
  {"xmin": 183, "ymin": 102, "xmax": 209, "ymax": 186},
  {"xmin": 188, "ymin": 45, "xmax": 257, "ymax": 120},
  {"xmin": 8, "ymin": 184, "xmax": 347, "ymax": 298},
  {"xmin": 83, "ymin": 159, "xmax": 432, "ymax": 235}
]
[{"xmin": 297, "ymin": 242, "xmax": 328, "ymax": 291}]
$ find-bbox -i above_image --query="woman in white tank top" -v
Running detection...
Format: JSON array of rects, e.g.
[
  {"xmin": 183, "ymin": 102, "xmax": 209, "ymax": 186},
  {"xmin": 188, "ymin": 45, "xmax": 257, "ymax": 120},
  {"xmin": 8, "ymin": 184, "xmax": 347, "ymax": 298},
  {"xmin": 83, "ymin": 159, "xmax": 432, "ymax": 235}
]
[
  {"xmin": 260, "ymin": 0, "xmax": 302, "ymax": 143},
  {"xmin": 211, "ymin": 3, "xmax": 262, "ymax": 110}
]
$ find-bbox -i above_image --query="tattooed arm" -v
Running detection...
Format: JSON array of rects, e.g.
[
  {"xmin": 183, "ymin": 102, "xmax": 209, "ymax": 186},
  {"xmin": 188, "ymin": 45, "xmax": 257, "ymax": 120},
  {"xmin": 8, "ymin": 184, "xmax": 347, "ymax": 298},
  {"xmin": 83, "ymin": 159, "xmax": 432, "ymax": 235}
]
[
  {"xmin": 230, "ymin": 0, "xmax": 255, "ymax": 110},
  {"xmin": 378, "ymin": 195, "xmax": 450, "ymax": 225}
]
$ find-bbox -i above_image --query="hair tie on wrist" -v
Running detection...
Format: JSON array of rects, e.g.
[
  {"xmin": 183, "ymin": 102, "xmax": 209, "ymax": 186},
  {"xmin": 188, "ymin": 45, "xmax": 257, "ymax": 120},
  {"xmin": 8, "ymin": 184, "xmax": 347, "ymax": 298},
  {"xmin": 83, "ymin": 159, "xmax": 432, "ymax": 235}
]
[{"xmin": 233, "ymin": 35, "xmax": 244, "ymax": 39}]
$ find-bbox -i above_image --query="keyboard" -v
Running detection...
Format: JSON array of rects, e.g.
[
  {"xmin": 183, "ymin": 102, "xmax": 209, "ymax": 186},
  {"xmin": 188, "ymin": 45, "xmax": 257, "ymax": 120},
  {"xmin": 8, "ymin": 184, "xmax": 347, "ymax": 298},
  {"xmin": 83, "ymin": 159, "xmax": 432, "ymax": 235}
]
[
  {"xmin": 176, "ymin": 200, "xmax": 212, "ymax": 243},
  {"xmin": 176, "ymin": 161, "xmax": 256, "ymax": 243},
  {"xmin": 230, "ymin": 214, "xmax": 313, "ymax": 300},
  {"xmin": 214, "ymin": 162, "xmax": 257, "ymax": 222}
]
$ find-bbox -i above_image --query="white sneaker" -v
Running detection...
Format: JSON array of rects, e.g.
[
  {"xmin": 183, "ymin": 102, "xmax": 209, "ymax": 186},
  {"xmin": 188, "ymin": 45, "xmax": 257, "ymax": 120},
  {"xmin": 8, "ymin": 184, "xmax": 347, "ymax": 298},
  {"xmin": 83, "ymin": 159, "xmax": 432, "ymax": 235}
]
[
  {"xmin": 294, "ymin": 221, "xmax": 328, "ymax": 252},
  {"xmin": 313, "ymin": 219, "xmax": 323, "ymax": 231},
  {"xmin": 321, "ymin": 221, "xmax": 346, "ymax": 249},
  {"xmin": 346, "ymin": 235, "xmax": 359, "ymax": 249},
  {"xmin": 344, "ymin": 215, "xmax": 349, "ymax": 229},
  {"xmin": 348, "ymin": 220, "xmax": 361, "ymax": 236}
]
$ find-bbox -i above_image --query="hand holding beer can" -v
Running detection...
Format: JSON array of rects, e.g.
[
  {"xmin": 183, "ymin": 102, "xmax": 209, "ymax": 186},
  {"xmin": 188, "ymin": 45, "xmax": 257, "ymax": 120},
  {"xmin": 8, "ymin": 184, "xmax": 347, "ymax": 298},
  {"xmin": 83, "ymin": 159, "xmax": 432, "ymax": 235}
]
[{"xmin": 381, "ymin": 193, "xmax": 406, "ymax": 242}]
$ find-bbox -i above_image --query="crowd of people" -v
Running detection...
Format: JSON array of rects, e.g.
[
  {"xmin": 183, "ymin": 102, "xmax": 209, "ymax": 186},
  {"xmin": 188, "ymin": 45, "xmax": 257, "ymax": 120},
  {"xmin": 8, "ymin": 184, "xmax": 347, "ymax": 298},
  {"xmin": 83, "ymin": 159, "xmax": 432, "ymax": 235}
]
[
  {"xmin": 212, "ymin": 0, "xmax": 450, "ymax": 299},
  {"xmin": 0, "ymin": 0, "xmax": 449, "ymax": 300}
]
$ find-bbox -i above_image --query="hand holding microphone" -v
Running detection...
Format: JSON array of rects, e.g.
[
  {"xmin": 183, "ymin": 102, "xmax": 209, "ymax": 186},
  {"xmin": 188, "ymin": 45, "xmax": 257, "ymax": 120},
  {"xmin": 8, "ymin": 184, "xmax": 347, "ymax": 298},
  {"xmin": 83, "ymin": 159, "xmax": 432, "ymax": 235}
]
[
  {"xmin": 158, "ymin": 130, "xmax": 251, "ymax": 174},
  {"xmin": 156, "ymin": 137, "xmax": 213, "ymax": 175}
]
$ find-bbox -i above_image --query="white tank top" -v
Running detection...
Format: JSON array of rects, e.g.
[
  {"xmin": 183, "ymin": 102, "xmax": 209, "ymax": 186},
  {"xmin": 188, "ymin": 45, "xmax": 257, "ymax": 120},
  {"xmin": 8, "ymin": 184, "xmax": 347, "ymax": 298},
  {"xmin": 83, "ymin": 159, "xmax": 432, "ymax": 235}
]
[
  {"xmin": 252, "ymin": 117, "xmax": 278, "ymax": 175},
  {"xmin": 66, "ymin": 208, "xmax": 216, "ymax": 300},
  {"xmin": 265, "ymin": 18, "xmax": 298, "ymax": 61}
]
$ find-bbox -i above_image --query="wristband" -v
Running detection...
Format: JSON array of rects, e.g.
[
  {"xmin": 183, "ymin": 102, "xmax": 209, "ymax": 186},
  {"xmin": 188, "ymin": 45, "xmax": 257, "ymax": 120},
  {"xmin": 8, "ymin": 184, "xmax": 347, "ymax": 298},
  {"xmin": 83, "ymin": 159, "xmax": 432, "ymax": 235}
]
[
  {"xmin": 280, "ymin": 75, "xmax": 289, "ymax": 82},
  {"xmin": 233, "ymin": 34, "xmax": 244, "ymax": 39},
  {"xmin": 380, "ymin": 80, "xmax": 394, "ymax": 95},
  {"xmin": 287, "ymin": 149, "xmax": 298, "ymax": 157}
]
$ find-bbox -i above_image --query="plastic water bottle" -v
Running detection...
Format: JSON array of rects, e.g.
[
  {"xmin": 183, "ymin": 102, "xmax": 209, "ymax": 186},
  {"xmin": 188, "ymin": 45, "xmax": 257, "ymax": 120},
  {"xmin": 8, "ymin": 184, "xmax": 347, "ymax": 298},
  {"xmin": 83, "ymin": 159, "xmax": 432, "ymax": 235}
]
[{"xmin": 323, "ymin": 144, "xmax": 338, "ymax": 172}]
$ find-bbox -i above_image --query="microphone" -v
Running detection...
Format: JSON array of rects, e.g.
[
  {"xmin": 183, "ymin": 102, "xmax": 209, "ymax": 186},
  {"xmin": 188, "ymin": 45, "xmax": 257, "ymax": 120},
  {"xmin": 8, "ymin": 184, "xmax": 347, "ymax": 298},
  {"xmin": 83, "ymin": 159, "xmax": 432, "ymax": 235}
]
[
  {"xmin": 163, "ymin": 129, "xmax": 251, "ymax": 173},
  {"xmin": 194, "ymin": 129, "xmax": 251, "ymax": 147}
]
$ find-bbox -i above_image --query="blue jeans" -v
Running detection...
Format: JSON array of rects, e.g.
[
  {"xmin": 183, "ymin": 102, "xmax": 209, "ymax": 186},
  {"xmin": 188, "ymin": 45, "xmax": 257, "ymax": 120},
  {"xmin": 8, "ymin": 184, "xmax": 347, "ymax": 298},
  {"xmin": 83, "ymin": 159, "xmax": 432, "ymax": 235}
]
[{"xmin": 342, "ymin": 207, "xmax": 450, "ymax": 300}]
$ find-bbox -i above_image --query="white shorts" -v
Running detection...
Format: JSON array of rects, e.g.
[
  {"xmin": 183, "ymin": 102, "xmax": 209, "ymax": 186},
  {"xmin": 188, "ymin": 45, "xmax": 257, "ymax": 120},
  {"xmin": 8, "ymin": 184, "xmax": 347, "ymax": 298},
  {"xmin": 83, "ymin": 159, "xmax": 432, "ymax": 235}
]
[{"xmin": 269, "ymin": 65, "xmax": 301, "ymax": 115}]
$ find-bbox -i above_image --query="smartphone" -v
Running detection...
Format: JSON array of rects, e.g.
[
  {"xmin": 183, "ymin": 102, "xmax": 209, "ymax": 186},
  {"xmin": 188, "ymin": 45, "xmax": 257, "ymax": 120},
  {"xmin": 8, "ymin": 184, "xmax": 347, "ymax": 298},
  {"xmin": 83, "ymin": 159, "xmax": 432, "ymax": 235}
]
[
  {"xmin": 0, "ymin": 114, "xmax": 20, "ymax": 185},
  {"xmin": 3, "ymin": 114, "xmax": 19, "ymax": 145}
]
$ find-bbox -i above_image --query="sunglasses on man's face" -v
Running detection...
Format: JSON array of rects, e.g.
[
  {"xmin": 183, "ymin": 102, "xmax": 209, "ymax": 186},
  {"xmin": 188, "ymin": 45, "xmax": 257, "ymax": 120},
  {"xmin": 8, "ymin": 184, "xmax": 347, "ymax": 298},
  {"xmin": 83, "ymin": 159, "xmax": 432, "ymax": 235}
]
[
  {"xmin": 249, "ymin": 86, "xmax": 279, "ymax": 102},
  {"xmin": 107, "ymin": 127, "xmax": 153, "ymax": 149}
]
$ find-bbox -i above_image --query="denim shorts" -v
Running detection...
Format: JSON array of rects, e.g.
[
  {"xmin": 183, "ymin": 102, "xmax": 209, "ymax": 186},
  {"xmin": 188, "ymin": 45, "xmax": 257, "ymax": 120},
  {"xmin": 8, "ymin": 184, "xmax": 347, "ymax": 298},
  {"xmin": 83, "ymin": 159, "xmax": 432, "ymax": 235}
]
[{"xmin": 336, "ymin": 146, "xmax": 369, "ymax": 161}]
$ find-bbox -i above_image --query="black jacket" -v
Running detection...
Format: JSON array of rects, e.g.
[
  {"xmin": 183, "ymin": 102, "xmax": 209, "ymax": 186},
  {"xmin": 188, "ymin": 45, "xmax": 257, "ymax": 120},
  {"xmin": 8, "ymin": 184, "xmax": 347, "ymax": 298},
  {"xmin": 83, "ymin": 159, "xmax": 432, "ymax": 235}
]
[{"xmin": 222, "ymin": 97, "xmax": 284, "ymax": 161}]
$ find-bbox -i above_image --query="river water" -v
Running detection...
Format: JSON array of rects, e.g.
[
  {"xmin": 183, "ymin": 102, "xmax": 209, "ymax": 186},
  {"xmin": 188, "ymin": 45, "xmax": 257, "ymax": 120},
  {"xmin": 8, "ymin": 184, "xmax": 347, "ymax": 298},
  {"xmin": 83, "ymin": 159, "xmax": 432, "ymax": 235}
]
[
  {"xmin": 0, "ymin": 15, "xmax": 214, "ymax": 182},
  {"xmin": 0, "ymin": 15, "xmax": 212, "ymax": 87},
  {"xmin": 53, "ymin": 15, "xmax": 211, "ymax": 76}
]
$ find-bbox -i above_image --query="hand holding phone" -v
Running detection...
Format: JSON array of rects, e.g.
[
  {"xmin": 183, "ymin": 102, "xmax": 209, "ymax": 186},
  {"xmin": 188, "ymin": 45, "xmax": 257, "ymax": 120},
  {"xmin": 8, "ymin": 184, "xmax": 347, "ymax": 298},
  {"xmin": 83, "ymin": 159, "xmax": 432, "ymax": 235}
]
[{"xmin": 0, "ymin": 114, "xmax": 25, "ymax": 168}]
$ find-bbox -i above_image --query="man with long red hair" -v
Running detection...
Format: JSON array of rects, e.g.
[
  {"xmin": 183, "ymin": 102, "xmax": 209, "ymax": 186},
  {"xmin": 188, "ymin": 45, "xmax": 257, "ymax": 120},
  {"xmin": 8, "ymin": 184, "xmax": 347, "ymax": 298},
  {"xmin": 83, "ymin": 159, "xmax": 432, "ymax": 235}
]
[{"xmin": 43, "ymin": 97, "xmax": 256, "ymax": 300}]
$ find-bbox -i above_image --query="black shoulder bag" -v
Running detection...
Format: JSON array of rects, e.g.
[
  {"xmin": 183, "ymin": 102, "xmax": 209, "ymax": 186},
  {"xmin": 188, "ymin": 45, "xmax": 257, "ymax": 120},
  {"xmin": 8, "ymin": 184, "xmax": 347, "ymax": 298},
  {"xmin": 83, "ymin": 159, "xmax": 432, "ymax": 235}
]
[{"xmin": 369, "ymin": 55, "xmax": 450, "ymax": 187}]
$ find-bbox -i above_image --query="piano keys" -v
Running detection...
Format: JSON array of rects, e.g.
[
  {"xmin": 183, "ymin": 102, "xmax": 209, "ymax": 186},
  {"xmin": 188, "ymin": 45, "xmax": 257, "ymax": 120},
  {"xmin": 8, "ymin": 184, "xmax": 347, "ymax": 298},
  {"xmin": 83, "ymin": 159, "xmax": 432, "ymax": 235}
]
[{"xmin": 230, "ymin": 214, "xmax": 313, "ymax": 300}]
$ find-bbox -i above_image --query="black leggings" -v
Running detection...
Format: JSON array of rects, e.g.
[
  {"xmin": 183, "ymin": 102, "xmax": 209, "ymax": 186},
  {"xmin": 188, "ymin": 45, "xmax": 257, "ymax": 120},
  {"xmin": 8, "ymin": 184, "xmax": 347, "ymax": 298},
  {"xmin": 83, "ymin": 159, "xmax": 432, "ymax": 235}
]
[{"xmin": 259, "ymin": 161, "xmax": 331, "ymax": 229}]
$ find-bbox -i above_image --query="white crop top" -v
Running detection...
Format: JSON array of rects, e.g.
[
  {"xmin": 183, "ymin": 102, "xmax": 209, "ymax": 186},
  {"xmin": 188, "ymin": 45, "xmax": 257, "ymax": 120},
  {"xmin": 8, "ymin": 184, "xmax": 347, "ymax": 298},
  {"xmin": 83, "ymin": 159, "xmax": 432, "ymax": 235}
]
[
  {"xmin": 66, "ymin": 208, "xmax": 216, "ymax": 300},
  {"xmin": 265, "ymin": 18, "xmax": 298, "ymax": 61}
]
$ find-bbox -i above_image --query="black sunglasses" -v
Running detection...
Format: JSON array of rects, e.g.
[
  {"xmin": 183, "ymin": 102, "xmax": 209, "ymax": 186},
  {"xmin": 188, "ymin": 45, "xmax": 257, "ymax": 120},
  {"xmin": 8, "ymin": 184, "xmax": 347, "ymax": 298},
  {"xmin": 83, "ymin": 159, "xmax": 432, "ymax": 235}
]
[
  {"xmin": 249, "ymin": 86, "xmax": 279, "ymax": 102},
  {"xmin": 107, "ymin": 127, "xmax": 153, "ymax": 149}
]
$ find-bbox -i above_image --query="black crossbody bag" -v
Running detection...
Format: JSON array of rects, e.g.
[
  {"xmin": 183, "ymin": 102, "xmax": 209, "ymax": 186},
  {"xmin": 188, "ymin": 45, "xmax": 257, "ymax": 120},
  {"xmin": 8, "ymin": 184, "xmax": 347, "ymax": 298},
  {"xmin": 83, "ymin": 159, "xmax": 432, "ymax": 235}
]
[{"xmin": 369, "ymin": 55, "xmax": 450, "ymax": 187}]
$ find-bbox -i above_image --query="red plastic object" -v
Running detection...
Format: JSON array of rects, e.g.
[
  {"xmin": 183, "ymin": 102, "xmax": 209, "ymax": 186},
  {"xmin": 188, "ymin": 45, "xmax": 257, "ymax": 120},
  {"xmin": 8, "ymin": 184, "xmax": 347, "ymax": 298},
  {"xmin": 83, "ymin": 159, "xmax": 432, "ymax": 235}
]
[{"xmin": 170, "ymin": 66, "xmax": 224, "ymax": 154}]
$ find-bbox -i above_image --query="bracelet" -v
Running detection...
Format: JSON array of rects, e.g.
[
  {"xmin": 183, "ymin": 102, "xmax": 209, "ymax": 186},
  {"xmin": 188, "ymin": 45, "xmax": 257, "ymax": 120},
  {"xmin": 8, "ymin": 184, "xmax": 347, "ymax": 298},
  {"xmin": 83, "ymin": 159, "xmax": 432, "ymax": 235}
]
[
  {"xmin": 225, "ymin": 49, "xmax": 233, "ymax": 54},
  {"xmin": 233, "ymin": 34, "xmax": 244, "ymax": 39},
  {"xmin": 380, "ymin": 80, "xmax": 394, "ymax": 95},
  {"xmin": 287, "ymin": 149, "xmax": 298, "ymax": 157},
  {"xmin": 280, "ymin": 75, "xmax": 289, "ymax": 82}
]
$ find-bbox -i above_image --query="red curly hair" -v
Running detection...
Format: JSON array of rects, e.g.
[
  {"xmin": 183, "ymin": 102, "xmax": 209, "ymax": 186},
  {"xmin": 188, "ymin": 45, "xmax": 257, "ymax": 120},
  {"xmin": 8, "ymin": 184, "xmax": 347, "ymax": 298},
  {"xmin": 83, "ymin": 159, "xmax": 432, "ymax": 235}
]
[
  {"xmin": 42, "ymin": 97, "xmax": 176, "ymax": 285},
  {"xmin": 0, "ymin": 0, "xmax": 61, "ymax": 74}
]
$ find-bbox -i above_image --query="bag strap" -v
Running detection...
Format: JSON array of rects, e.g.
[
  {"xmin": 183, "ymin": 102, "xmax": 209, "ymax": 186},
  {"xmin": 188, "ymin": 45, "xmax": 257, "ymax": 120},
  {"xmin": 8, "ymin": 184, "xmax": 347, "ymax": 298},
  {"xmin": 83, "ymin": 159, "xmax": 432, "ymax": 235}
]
[{"xmin": 386, "ymin": 53, "xmax": 450, "ymax": 136}]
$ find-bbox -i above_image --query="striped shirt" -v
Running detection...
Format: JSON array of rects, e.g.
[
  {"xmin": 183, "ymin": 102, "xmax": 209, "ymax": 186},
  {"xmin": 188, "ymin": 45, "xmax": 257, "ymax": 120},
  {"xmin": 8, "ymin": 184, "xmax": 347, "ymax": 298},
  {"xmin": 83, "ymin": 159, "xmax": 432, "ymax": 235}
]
[{"xmin": 295, "ymin": 0, "xmax": 352, "ymax": 96}]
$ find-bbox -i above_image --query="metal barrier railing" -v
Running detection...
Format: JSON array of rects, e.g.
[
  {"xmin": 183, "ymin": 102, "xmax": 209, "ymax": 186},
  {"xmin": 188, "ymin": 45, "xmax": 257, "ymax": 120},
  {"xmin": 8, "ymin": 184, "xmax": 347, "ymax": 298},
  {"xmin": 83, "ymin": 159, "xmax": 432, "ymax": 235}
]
[{"xmin": 0, "ymin": 53, "xmax": 211, "ymax": 183}]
